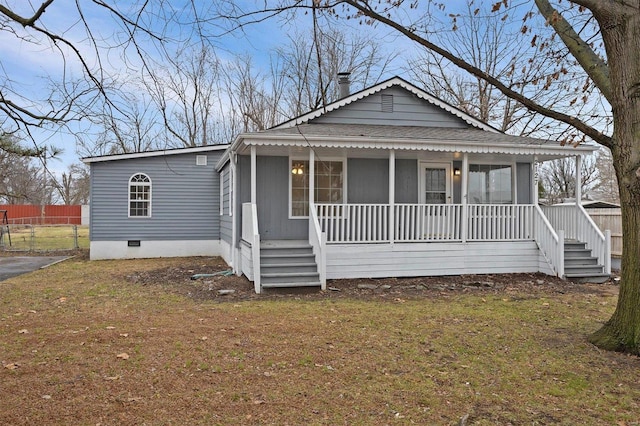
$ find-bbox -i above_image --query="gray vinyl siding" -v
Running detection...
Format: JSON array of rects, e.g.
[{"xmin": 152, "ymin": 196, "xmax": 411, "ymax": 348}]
[
  {"xmin": 313, "ymin": 87, "xmax": 471, "ymax": 128},
  {"xmin": 516, "ymin": 163, "xmax": 532, "ymax": 204},
  {"xmin": 90, "ymin": 151, "xmax": 223, "ymax": 241},
  {"xmin": 395, "ymin": 159, "xmax": 418, "ymax": 203},
  {"xmin": 238, "ymin": 155, "xmax": 307, "ymax": 240},
  {"xmin": 347, "ymin": 158, "xmax": 389, "ymax": 203},
  {"xmin": 220, "ymin": 163, "xmax": 233, "ymax": 245},
  {"xmin": 453, "ymin": 161, "xmax": 462, "ymax": 204}
]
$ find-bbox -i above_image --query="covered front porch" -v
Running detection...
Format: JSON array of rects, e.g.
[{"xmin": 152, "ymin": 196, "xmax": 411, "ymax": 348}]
[{"xmin": 236, "ymin": 144, "xmax": 610, "ymax": 293}]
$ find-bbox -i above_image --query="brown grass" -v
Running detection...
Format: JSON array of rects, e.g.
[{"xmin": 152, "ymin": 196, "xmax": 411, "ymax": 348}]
[{"xmin": 0, "ymin": 255, "xmax": 638, "ymax": 425}]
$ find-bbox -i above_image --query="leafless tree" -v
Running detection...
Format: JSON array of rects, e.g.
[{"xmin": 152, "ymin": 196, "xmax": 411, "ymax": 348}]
[
  {"xmin": 57, "ymin": 163, "xmax": 90, "ymax": 205},
  {"xmin": 215, "ymin": 0, "xmax": 640, "ymax": 354},
  {"xmin": 540, "ymin": 156, "xmax": 599, "ymax": 203}
]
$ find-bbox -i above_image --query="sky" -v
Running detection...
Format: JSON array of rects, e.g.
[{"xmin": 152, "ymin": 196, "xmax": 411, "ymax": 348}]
[
  {"xmin": 1, "ymin": 1, "xmax": 605, "ymax": 177},
  {"xmin": 2, "ymin": 1, "xmax": 409, "ymax": 174}
]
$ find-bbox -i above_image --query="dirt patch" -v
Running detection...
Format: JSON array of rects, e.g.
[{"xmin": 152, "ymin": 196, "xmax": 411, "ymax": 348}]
[{"xmin": 121, "ymin": 256, "xmax": 619, "ymax": 302}]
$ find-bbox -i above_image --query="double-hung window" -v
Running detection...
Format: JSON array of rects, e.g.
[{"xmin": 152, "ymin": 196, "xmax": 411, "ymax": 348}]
[
  {"xmin": 291, "ymin": 160, "xmax": 344, "ymax": 217},
  {"xmin": 129, "ymin": 173, "xmax": 151, "ymax": 217}
]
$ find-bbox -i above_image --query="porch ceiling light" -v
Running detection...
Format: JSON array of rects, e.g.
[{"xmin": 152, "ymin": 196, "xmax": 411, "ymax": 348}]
[
  {"xmin": 453, "ymin": 168, "xmax": 461, "ymax": 176},
  {"xmin": 292, "ymin": 164, "xmax": 305, "ymax": 175}
]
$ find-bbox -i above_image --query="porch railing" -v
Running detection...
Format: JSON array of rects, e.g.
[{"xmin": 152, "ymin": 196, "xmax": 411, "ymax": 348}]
[
  {"xmin": 541, "ymin": 204, "xmax": 611, "ymax": 273},
  {"xmin": 467, "ymin": 204, "xmax": 534, "ymax": 241},
  {"xmin": 242, "ymin": 202, "xmax": 261, "ymax": 293},
  {"xmin": 316, "ymin": 203, "xmax": 536, "ymax": 243},
  {"xmin": 533, "ymin": 205, "xmax": 564, "ymax": 277},
  {"xmin": 309, "ymin": 203, "xmax": 327, "ymax": 289}
]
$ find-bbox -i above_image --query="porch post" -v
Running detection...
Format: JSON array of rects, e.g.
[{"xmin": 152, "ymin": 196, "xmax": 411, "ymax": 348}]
[
  {"xmin": 575, "ymin": 154, "xmax": 582, "ymax": 205},
  {"xmin": 389, "ymin": 149, "xmax": 395, "ymax": 245},
  {"xmin": 461, "ymin": 153, "xmax": 468, "ymax": 242},
  {"xmin": 575, "ymin": 154, "xmax": 582, "ymax": 238},
  {"xmin": 532, "ymin": 156, "xmax": 539, "ymax": 205},
  {"xmin": 309, "ymin": 149, "xmax": 315, "ymax": 212},
  {"xmin": 250, "ymin": 145, "xmax": 257, "ymax": 204}
]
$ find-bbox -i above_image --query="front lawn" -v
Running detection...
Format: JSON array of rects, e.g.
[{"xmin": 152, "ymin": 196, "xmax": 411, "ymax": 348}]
[{"xmin": 0, "ymin": 255, "xmax": 636, "ymax": 425}]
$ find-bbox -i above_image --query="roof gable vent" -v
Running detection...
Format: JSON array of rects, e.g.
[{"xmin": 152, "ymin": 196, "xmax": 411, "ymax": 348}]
[
  {"xmin": 196, "ymin": 155, "xmax": 207, "ymax": 166},
  {"xmin": 381, "ymin": 94, "xmax": 393, "ymax": 113}
]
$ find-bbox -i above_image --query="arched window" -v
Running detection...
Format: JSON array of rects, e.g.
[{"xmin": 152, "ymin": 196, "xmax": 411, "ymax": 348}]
[{"xmin": 129, "ymin": 173, "xmax": 151, "ymax": 217}]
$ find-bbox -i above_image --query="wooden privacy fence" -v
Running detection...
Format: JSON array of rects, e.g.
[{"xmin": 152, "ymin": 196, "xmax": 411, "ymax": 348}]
[
  {"xmin": 587, "ymin": 208, "xmax": 622, "ymax": 257},
  {"xmin": 0, "ymin": 205, "xmax": 81, "ymax": 225}
]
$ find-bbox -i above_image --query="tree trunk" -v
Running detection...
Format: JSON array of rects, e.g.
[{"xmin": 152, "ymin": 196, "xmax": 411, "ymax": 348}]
[{"xmin": 587, "ymin": 7, "xmax": 640, "ymax": 354}]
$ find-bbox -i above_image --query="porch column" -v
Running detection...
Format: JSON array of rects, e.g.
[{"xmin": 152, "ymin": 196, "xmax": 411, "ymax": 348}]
[
  {"xmin": 575, "ymin": 154, "xmax": 582, "ymax": 239},
  {"xmin": 461, "ymin": 152, "xmax": 469, "ymax": 242},
  {"xmin": 575, "ymin": 155, "xmax": 582, "ymax": 205},
  {"xmin": 250, "ymin": 146, "xmax": 257, "ymax": 204},
  {"xmin": 309, "ymin": 149, "xmax": 315, "ymax": 212},
  {"xmin": 389, "ymin": 149, "xmax": 395, "ymax": 245},
  {"xmin": 532, "ymin": 156, "xmax": 539, "ymax": 205}
]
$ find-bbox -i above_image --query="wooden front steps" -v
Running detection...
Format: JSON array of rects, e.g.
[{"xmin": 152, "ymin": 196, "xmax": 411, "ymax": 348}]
[
  {"xmin": 563, "ymin": 240, "xmax": 610, "ymax": 283},
  {"xmin": 260, "ymin": 240, "xmax": 321, "ymax": 289}
]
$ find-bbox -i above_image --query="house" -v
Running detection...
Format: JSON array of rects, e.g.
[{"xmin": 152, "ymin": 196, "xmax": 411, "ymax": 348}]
[{"xmin": 84, "ymin": 76, "xmax": 611, "ymax": 292}]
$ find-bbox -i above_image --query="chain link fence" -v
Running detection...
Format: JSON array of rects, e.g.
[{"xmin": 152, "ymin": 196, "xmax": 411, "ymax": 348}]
[{"xmin": 0, "ymin": 225, "xmax": 89, "ymax": 252}]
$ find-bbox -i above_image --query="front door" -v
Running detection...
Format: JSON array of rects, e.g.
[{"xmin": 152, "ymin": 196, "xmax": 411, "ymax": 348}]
[
  {"xmin": 419, "ymin": 163, "xmax": 453, "ymax": 239},
  {"xmin": 420, "ymin": 163, "xmax": 451, "ymax": 204}
]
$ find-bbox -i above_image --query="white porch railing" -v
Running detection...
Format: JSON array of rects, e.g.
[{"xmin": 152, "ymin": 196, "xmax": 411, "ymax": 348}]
[
  {"xmin": 541, "ymin": 204, "xmax": 611, "ymax": 274},
  {"xmin": 466, "ymin": 204, "xmax": 534, "ymax": 241},
  {"xmin": 395, "ymin": 204, "xmax": 462, "ymax": 242},
  {"xmin": 533, "ymin": 205, "xmax": 564, "ymax": 277},
  {"xmin": 242, "ymin": 203, "xmax": 261, "ymax": 293},
  {"xmin": 316, "ymin": 203, "xmax": 537, "ymax": 243},
  {"xmin": 316, "ymin": 204, "xmax": 390, "ymax": 243},
  {"xmin": 309, "ymin": 203, "xmax": 327, "ymax": 289}
]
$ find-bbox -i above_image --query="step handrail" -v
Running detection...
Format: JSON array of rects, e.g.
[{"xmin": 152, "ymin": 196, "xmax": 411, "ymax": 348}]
[
  {"xmin": 533, "ymin": 204, "xmax": 564, "ymax": 277},
  {"xmin": 310, "ymin": 203, "xmax": 327, "ymax": 289}
]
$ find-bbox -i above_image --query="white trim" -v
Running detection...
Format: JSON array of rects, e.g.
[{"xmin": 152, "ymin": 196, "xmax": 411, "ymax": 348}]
[
  {"xmin": 128, "ymin": 173, "xmax": 152, "ymax": 218},
  {"xmin": 419, "ymin": 162, "xmax": 452, "ymax": 204},
  {"xmin": 289, "ymin": 156, "xmax": 347, "ymax": 219},
  {"xmin": 272, "ymin": 76, "xmax": 499, "ymax": 132},
  {"xmin": 228, "ymin": 166, "xmax": 233, "ymax": 216},
  {"xmin": 219, "ymin": 169, "xmax": 225, "ymax": 216},
  {"xmin": 467, "ymin": 161, "xmax": 516, "ymax": 204},
  {"xmin": 239, "ymin": 134, "xmax": 596, "ymax": 157},
  {"xmin": 89, "ymin": 240, "xmax": 225, "ymax": 260},
  {"xmin": 83, "ymin": 144, "xmax": 229, "ymax": 164}
]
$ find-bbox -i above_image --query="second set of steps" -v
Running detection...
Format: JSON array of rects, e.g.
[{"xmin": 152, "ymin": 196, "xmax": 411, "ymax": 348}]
[
  {"xmin": 563, "ymin": 239, "xmax": 610, "ymax": 283},
  {"xmin": 260, "ymin": 240, "xmax": 321, "ymax": 289}
]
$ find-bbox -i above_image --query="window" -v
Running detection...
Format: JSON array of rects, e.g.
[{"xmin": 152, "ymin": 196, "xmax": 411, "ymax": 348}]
[
  {"xmin": 291, "ymin": 160, "xmax": 344, "ymax": 217},
  {"xmin": 129, "ymin": 173, "xmax": 151, "ymax": 217},
  {"xmin": 468, "ymin": 164, "xmax": 512, "ymax": 204}
]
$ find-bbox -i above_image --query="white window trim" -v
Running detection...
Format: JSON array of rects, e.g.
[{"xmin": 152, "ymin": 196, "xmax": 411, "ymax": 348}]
[
  {"xmin": 219, "ymin": 169, "xmax": 225, "ymax": 216},
  {"xmin": 128, "ymin": 173, "xmax": 152, "ymax": 218},
  {"xmin": 228, "ymin": 167, "xmax": 233, "ymax": 216},
  {"xmin": 289, "ymin": 156, "xmax": 347, "ymax": 219},
  {"xmin": 466, "ymin": 161, "xmax": 516, "ymax": 204}
]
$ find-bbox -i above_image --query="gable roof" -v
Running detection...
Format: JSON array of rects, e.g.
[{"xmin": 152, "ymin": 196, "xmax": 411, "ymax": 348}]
[
  {"xmin": 271, "ymin": 76, "xmax": 500, "ymax": 132},
  {"xmin": 82, "ymin": 144, "xmax": 229, "ymax": 164}
]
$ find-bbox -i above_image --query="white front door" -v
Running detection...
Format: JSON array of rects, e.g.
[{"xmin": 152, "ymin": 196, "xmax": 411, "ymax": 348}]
[{"xmin": 420, "ymin": 163, "xmax": 451, "ymax": 204}]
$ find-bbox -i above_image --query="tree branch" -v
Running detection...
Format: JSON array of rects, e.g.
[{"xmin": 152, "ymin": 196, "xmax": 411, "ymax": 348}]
[
  {"xmin": 535, "ymin": 0, "xmax": 611, "ymax": 102},
  {"xmin": 340, "ymin": 0, "xmax": 612, "ymax": 147}
]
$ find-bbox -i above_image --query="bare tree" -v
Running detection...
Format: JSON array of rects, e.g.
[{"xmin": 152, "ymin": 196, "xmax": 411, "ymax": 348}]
[
  {"xmin": 215, "ymin": 0, "xmax": 640, "ymax": 354},
  {"xmin": 57, "ymin": 163, "xmax": 90, "ymax": 205},
  {"xmin": 591, "ymin": 148, "xmax": 619, "ymax": 203},
  {"xmin": 540, "ymin": 156, "xmax": 599, "ymax": 204}
]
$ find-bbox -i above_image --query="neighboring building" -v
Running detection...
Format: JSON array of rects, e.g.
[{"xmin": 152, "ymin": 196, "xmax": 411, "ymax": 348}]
[{"xmin": 84, "ymin": 76, "xmax": 611, "ymax": 292}]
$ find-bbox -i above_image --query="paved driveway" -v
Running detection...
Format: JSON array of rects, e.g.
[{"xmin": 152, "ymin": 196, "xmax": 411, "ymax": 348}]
[{"xmin": 0, "ymin": 256, "xmax": 69, "ymax": 281}]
